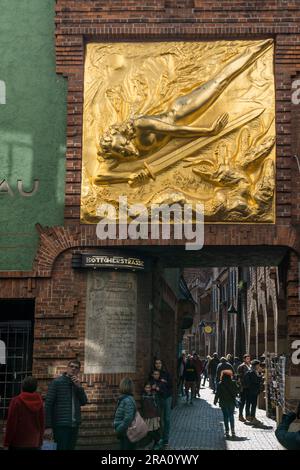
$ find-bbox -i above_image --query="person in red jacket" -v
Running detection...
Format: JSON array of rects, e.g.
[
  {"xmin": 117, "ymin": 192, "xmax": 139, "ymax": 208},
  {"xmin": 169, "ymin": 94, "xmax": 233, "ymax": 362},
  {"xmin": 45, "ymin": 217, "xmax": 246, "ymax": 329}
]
[{"xmin": 4, "ymin": 376, "xmax": 45, "ymax": 450}]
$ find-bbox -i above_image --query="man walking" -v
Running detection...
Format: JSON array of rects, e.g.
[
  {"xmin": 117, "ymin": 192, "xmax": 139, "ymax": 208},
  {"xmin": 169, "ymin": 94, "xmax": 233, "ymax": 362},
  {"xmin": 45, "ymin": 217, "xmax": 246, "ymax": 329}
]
[
  {"xmin": 45, "ymin": 360, "xmax": 88, "ymax": 450},
  {"xmin": 208, "ymin": 353, "xmax": 220, "ymax": 393},
  {"xmin": 243, "ymin": 359, "xmax": 263, "ymax": 425},
  {"xmin": 237, "ymin": 354, "xmax": 251, "ymax": 422},
  {"xmin": 183, "ymin": 355, "xmax": 198, "ymax": 404},
  {"xmin": 192, "ymin": 352, "xmax": 204, "ymax": 398}
]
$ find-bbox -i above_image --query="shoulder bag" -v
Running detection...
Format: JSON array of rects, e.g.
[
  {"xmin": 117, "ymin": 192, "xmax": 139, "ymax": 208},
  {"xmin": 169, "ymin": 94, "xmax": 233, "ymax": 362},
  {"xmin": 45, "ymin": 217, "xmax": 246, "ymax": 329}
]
[{"xmin": 126, "ymin": 407, "xmax": 149, "ymax": 443}]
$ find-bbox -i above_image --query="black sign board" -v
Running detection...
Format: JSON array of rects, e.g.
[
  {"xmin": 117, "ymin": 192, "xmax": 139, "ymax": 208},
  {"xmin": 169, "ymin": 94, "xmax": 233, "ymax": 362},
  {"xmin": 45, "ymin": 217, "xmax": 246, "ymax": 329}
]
[{"xmin": 72, "ymin": 252, "xmax": 146, "ymax": 271}]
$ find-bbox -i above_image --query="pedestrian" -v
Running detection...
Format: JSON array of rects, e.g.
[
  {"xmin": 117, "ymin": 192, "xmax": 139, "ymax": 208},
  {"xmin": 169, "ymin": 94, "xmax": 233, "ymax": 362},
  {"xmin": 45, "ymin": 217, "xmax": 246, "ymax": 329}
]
[
  {"xmin": 150, "ymin": 369, "xmax": 161, "ymax": 393},
  {"xmin": 214, "ymin": 370, "xmax": 239, "ymax": 439},
  {"xmin": 153, "ymin": 358, "xmax": 173, "ymax": 449},
  {"xmin": 226, "ymin": 354, "xmax": 234, "ymax": 365},
  {"xmin": 177, "ymin": 352, "xmax": 186, "ymax": 397},
  {"xmin": 44, "ymin": 360, "xmax": 88, "ymax": 450},
  {"xmin": 114, "ymin": 377, "xmax": 137, "ymax": 450},
  {"xmin": 202, "ymin": 356, "xmax": 211, "ymax": 386},
  {"xmin": 216, "ymin": 357, "xmax": 234, "ymax": 383},
  {"xmin": 192, "ymin": 352, "xmax": 204, "ymax": 397},
  {"xmin": 183, "ymin": 355, "xmax": 198, "ymax": 404},
  {"xmin": 243, "ymin": 359, "xmax": 264, "ymax": 425},
  {"xmin": 233, "ymin": 357, "xmax": 242, "ymax": 377},
  {"xmin": 208, "ymin": 353, "xmax": 220, "ymax": 393},
  {"xmin": 141, "ymin": 382, "xmax": 161, "ymax": 449},
  {"xmin": 4, "ymin": 376, "xmax": 44, "ymax": 450},
  {"xmin": 237, "ymin": 354, "xmax": 251, "ymax": 422}
]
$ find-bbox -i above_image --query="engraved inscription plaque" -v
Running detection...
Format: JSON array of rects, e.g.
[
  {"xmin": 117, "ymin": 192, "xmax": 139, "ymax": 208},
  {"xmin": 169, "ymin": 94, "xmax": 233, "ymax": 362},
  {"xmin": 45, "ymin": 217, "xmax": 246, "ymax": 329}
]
[{"xmin": 85, "ymin": 270, "xmax": 137, "ymax": 373}]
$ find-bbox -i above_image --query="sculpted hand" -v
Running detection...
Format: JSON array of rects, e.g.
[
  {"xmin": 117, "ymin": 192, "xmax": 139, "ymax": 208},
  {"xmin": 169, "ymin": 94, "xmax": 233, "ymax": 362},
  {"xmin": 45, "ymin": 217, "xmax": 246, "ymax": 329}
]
[
  {"xmin": 128, "ymin": 169, "xmax": 150, "ymax": 186},
  {"xmin": 211, "ymin": 113, "xmax": 229, "ymax": 135}
]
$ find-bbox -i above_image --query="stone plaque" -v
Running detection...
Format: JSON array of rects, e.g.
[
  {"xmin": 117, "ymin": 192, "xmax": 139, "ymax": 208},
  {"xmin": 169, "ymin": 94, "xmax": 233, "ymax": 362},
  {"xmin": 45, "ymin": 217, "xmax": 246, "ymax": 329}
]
[{"xmin": 84, "ymin": 270, "xmax": 137, "ymax": 373}]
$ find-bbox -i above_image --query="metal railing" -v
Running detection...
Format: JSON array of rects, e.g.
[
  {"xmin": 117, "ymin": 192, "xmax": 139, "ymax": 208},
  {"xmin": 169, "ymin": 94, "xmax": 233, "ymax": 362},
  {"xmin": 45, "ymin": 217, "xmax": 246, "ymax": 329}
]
[{"xmin": 0, "ymin": 321, "xmax": 33, "ymax": 420}]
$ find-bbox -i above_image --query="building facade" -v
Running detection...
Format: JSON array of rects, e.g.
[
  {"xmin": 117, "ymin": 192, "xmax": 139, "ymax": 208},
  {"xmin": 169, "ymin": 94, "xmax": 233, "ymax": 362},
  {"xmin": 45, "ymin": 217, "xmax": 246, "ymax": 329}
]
[{"xmin": 0, "ymin": 0, "xmax": 300, "ymax": 448}]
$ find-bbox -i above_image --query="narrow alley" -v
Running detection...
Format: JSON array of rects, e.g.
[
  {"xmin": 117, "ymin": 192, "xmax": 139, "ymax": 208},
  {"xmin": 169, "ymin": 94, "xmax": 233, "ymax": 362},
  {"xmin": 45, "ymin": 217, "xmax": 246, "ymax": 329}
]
[{"xmin": 168, "ymin": 385, "xmax": 284, "ymax": 450}]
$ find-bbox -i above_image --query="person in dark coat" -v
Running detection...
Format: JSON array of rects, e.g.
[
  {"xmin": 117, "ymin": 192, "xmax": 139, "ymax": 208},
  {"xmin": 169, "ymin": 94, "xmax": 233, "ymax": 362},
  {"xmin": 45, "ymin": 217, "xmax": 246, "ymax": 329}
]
[
  {"xmin": 275, "ymin": 406, "xmax": 300, "ymax": 450},
  {"xmin": 44, "ymin": 360, "xmax": 88, "ymax": 450},
  {"xmin": 214, "ymin": 370, "xmax": 239, "ymax": 438},
  {"xmin": 153, "ymin": 358, "xmax": 173, "ymax": 449},
  {"xmin": 183, "ymin": 355, "xmax": 198, "ymax": 404},
  {"xmin": 177, "ymin": 352, "xmax": 186, "ymax": 397},
  {"xmin": 208, "ymin": 353, "xmax": 220, "ymax": 393},
  {"xmin": 237, "ymin": 354, "xmax": 251, "ymax": 422},
  {"xmin": 243, "ymin": 359, "xmax": 263, "ymax": 424},
  {"xmin": 192, "ymin": 352, "xmax": 204, "ymax": 398},
  {"xmin": 233, "ymin": 357, "xmax": 242, "ymax": 375},
  {"xmin": 114, "ymin": 377, "xmax": 137, "ymax": 450},
  {"xmin": 216, "ymin": 357, "xmax": 234, "ymax": 383},
  {"xmin": 4, "ymin": 376, "xmax": 44, "ymax": 450},
  {"xmin": 202, "ymin": 356, "xmax": 211, "ymax": 386}
]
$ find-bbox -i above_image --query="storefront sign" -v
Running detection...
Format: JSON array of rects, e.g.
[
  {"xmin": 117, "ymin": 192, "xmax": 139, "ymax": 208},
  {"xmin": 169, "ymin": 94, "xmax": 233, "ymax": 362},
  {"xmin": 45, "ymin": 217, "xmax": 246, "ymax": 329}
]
[
  {"xmin": 0, "ymin": 179, "xmax": 39, "ymax": 197},
  {"xmin": 72, "ymin": 252, "xmax": 146, "ymax": 271}
]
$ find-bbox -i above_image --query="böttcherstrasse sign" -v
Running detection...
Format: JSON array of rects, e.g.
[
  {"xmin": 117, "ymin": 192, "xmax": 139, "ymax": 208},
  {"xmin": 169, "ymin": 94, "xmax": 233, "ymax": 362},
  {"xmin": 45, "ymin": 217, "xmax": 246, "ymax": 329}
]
[{"xmin": 73, "ymin": 253, "xmax": 145, "ymax": 271}]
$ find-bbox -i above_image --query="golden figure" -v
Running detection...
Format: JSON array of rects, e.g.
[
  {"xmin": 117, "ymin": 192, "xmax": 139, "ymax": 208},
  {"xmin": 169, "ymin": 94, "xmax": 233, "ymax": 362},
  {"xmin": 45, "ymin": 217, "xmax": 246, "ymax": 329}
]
[
  {"xmin": 81, "ymin": 39, "xmax": 276, "ymax": 223},
  {"xmin": 95, "ymin": 39, "xmax": 272, "ymax": 185}
]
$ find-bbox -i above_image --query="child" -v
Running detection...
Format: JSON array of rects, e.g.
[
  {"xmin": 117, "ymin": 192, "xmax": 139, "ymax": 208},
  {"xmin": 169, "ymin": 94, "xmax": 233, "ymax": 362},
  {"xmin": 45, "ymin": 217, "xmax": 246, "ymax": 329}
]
[
  {"xmin": 4, "ymin": 376, "xmax": 44, "ymax": 450},
  {"xmin": 141, "ymin": 382, "xmax": 161, "ymax": 448},
  {"xmin": 150, "ymin": 369, "xmax": 161, "ymax": 394}
]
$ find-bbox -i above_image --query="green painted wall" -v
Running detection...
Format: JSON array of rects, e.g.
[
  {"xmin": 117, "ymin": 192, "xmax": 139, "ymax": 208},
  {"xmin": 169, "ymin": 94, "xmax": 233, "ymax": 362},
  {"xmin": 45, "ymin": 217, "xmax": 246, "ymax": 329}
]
[{"xmin": 0, "ymin": 0, "xmax": 67, "ymax": 271}]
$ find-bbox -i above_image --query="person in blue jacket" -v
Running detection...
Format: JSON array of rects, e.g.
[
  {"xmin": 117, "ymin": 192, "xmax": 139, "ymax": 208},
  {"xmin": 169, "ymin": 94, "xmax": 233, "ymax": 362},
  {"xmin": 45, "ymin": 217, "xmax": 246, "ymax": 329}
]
[
  {"xmin": 114, "ymin": 377, "xmax": 137, "ymax": 450},
  {"xmin": 275, "ymin": 404, "xmax": 300, "ymax": 450}
]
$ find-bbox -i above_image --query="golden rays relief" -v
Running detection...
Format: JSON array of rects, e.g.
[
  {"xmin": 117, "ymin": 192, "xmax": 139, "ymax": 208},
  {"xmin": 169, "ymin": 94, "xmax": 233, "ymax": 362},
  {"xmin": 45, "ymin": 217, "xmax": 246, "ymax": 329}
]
[{"xmin": 81, "ymin": 40, "xmax": 275, "ymax": 223}]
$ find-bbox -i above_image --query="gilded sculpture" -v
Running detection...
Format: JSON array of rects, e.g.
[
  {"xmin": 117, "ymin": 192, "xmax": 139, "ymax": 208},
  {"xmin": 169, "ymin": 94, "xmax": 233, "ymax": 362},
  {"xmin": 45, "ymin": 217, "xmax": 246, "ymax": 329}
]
[{"xmin": 81, "ymin": 40, "xmax": 276, "ymax": 223}]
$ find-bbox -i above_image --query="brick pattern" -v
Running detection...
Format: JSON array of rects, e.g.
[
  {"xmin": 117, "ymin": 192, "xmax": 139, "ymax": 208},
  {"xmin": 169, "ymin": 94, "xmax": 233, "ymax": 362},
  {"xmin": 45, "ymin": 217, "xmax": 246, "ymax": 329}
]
[
  {"xmin": 54, "ymin": 0, "xmax": 300, "ymax": 250},
  {"xmin": 1, "ymin": 0, "xmax": 300, "ymax": 450}
]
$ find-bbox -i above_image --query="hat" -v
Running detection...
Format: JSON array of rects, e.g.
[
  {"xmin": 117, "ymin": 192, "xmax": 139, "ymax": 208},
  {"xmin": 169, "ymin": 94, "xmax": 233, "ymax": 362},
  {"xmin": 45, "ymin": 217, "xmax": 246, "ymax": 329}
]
[{"xmin": 251, "ymin": 359, "xmax": 260, "ymax": 366}]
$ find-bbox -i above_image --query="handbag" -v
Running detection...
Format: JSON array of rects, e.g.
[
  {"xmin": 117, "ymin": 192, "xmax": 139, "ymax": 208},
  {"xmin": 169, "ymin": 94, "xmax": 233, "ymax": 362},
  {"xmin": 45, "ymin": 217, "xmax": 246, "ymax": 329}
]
[{"xmin": 126, "ymin": 410, "xmax": 149, "ymax": 443}]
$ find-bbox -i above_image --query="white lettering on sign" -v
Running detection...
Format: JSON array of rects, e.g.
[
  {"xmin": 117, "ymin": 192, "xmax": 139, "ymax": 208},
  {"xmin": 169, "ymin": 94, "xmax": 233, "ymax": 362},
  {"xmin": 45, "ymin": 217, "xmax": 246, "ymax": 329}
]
[
  {"xmin": 0, "ymin": 179, "xmax": 39, "ymax": 197},
  {"xmin": 0, "ymin": 80, "xmax": 5, "ymax": 104},
  {"xmin": 0, "ymin": 340, "xmax": 6, "ymax": 365},
  {"xmin": 291, "ymin": 339, "xmax": 300, "ymax": 365}
]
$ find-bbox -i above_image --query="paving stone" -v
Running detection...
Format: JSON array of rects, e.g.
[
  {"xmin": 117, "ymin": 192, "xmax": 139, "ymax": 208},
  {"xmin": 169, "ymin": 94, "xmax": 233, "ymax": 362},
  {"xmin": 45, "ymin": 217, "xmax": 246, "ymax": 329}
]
[{"xmin": 168, "ymin": 386, "xmax": 284, "ymax": 450}]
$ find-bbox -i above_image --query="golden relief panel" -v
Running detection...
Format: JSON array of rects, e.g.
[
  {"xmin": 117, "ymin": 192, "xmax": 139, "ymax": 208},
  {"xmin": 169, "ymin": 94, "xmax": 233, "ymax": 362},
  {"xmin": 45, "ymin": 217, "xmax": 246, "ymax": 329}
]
[{"xmin": 81, "ymin": 40, "xmax": 276, "ymax": 223}]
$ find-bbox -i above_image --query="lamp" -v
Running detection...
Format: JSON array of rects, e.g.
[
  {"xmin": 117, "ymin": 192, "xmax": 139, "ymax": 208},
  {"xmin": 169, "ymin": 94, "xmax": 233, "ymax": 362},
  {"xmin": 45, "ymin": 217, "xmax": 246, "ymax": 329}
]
[{"xmin": 227, "ymin": 304, "xmax": 238, "ymax": 314}]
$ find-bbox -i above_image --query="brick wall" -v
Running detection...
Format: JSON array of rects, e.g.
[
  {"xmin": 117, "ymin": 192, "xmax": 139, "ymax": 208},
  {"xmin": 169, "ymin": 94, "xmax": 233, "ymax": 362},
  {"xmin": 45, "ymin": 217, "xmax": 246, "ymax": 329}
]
[
  {"xmin": 1, "ymin": 0, "xmax": 300, "ymax": 448},
  {"xmin": 53, "ymin": 0, "xmax": 300, "ymax": 254}
]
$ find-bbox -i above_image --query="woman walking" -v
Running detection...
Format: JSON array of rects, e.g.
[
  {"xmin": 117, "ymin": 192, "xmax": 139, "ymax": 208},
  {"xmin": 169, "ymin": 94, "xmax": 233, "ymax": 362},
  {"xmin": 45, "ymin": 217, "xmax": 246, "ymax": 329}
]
[
  {"xmin": 214, "ymin": 370, "xmax": 239, "ymax": 439},
  {"xmin": 114, "ymin": 377, "xmax": 137, "ymax": 450}
]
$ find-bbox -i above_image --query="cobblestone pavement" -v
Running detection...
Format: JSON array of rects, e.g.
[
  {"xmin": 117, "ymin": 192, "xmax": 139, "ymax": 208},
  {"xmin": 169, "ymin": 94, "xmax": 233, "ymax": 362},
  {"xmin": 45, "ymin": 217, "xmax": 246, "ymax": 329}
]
[{"xmin": 168, "ymin": 385, "xmax": 284, "ymax": 450}]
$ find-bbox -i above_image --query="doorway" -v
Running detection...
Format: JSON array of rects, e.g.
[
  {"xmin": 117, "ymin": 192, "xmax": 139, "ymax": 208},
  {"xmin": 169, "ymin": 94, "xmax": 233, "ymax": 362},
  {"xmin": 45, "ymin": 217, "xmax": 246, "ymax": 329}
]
[{"xmin": 0, "ymin": 299, "xmax": 35, "ymax": 419}]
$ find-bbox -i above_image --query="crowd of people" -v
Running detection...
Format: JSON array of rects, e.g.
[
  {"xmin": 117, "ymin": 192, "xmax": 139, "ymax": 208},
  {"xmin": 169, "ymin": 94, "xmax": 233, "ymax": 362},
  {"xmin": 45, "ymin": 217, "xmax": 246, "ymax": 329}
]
[
  {"xmin": 2, "ymin": 355, "xmax": 300, "ymax": 450},
  {"xmin": 114, "ymin": 357, "xmax": 173, "ymax": 450}
]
